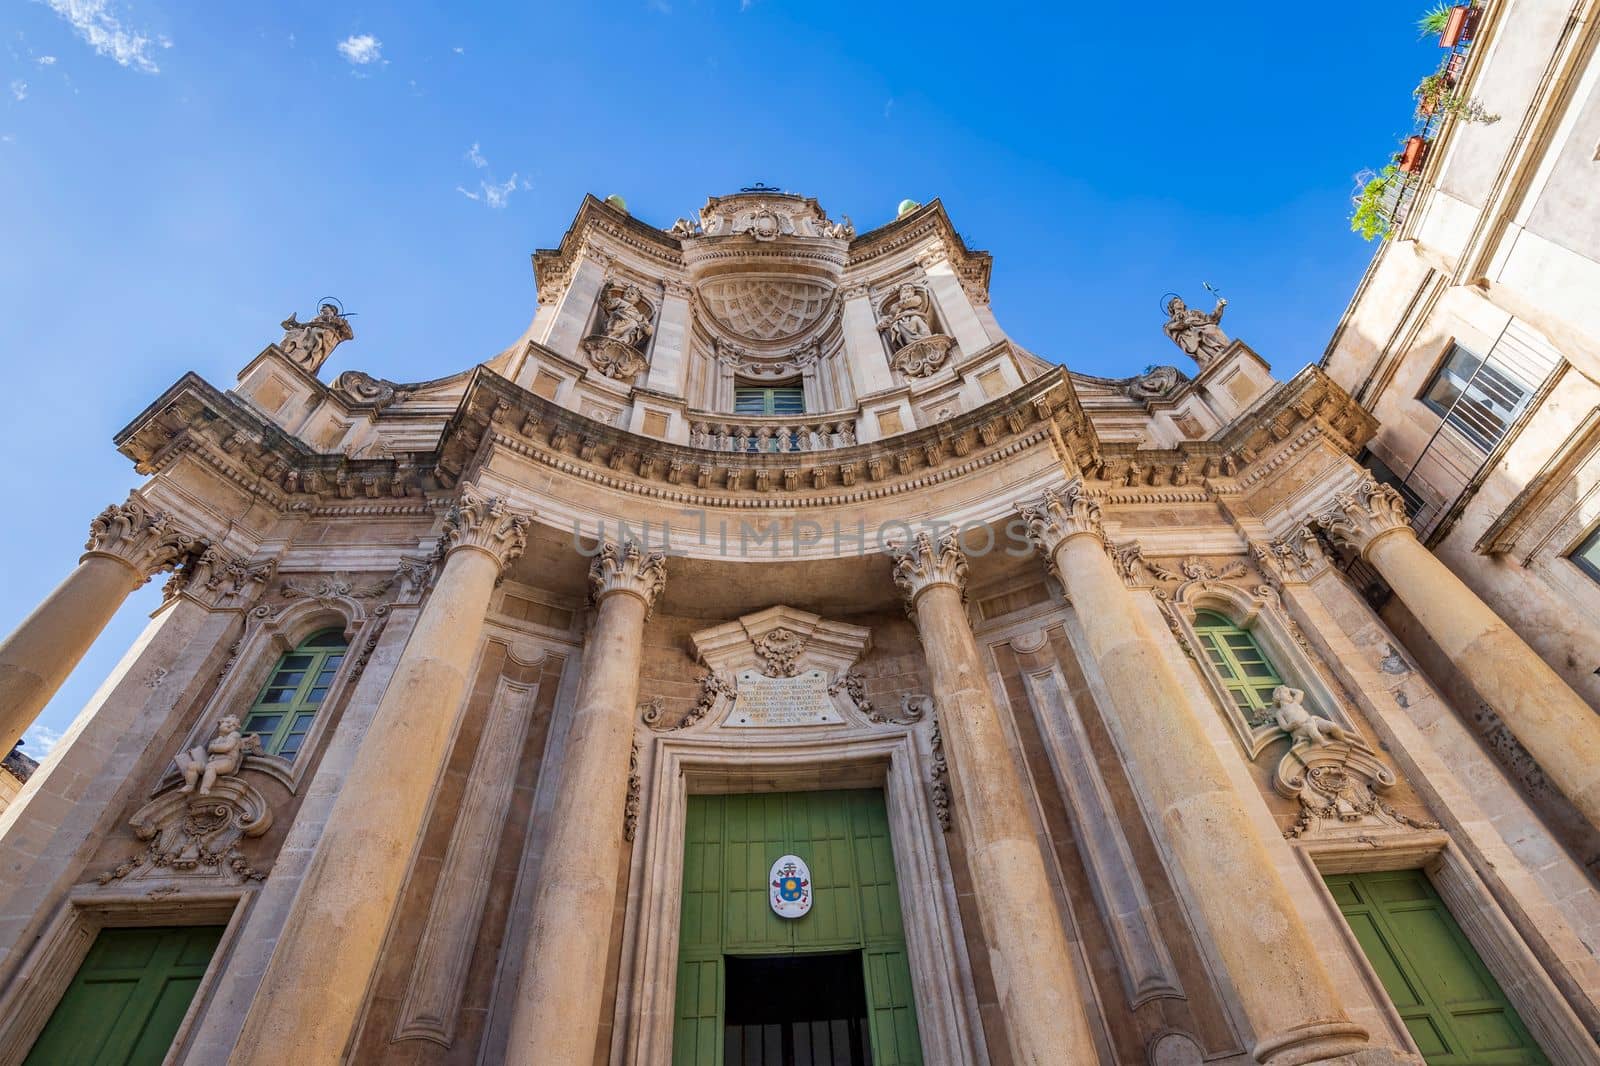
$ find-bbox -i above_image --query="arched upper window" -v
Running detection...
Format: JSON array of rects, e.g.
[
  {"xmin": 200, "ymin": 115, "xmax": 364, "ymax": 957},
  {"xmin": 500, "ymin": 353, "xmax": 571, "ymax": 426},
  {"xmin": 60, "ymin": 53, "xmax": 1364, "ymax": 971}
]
[
  {"xmin": 242, "ymin": 628, "xmax": 348, "ymax": 760},
  {"xmin": 1192, "ymin": 611, "xmax": 1283, "ymax": 725}
]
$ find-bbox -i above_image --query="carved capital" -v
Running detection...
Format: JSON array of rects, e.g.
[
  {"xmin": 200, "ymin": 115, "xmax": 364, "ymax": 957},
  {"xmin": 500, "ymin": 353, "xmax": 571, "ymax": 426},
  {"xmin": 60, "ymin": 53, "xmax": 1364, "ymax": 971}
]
[
  {"xmin": 890, "ymin": 531, "xmax": 968, "ymax": 608},
  {"xmin": 83, "ymin": 498, "xmax": 203, "ymax": 585},
  {"xmin": 168, "ymin": 547, "xmax": 276, "ymax": 608},
  {"xmin": 1018, "ymin": 481, "xmax": 1105, "ymax": 563},
  {"xmin": 1259, "ymin": 523, "xmax": 1330, "ymax": 585},
  {"xmin": 588, "ymin": 540, "xmax": 668, "ymax": 617},
  {"xmin": 1316, "ymin": 478, "xmax": 1412, "ymax": 557},
  {"xmin": 440, "ymin": 489, "xmax": 532, "ymax": 576}
]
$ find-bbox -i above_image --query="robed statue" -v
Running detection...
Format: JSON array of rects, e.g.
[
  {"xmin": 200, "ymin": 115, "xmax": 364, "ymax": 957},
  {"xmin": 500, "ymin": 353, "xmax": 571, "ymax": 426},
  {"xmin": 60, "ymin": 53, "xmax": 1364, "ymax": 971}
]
[
  {"xmin": 1162, "ymin": 294, "xmax": 1230, "ymax": 368},
  {"xmin": 279, "ymin": 302, "xmax": 355, "ymax": 374}
]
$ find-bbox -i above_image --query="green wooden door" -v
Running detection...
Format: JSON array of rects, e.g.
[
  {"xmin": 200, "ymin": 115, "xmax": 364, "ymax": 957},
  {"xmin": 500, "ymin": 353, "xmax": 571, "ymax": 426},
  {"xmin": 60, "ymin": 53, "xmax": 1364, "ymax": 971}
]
[
  {"xmin": 24, "ymin": 925, "xmax": 224, "ymax": 1066},
  {"xmin": 1325, "ymin": 870, "xmax": 1547, "ymax": 1065},
  {"xmin": 673, "ymin": 789, "xmax": 924, "ymax": 1066}
]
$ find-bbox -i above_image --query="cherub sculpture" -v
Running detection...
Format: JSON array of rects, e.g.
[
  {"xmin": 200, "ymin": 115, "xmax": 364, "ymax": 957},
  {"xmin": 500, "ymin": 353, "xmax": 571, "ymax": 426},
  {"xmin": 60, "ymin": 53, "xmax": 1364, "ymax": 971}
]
[
  {"xmin": 279, "ymin": 302, "xmax": 354, "ymax": 373},
  {"xmin": 174, "ymin": 715, "xmax": 262, "ymax": 796},
  {"xmin": 1272, "ymin": 686, "xmax": 1346, "ymax": 747},
  {"xmin": 1161, "ymin": 294, "xmax": 1230, "ymax": 368}
]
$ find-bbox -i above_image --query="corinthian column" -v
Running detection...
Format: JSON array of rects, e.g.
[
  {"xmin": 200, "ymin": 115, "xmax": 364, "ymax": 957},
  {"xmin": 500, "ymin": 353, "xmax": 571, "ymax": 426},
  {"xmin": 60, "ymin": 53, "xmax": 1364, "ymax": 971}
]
[
  {"xmin": 505, "ymin": 541, "xmax": 666, "ymax": 1066},
  {"xmin": 889, "ymin": 532, "xmax": 1100, "ymax": 1066},
  {"xmin": 1021, "ymin": 484, "xmax": 1370, "ymax": 1065},
  {"xmin": 0, "ymin": 498, "xmax": 200, "ymax": 756},
  {"xmin": 230, "ymin": 489, "xmax": 530, "ymax": 1065},
  {"xmin": 1320, "ymin": 478, "xmax": 1600, "ymax": 830}
]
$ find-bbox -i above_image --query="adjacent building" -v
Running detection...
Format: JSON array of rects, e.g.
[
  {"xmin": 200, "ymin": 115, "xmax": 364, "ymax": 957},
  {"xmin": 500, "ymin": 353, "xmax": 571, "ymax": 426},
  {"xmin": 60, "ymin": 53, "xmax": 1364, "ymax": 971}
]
[{"xmin": 0, "ymin": 182, "xmax": 1595, "ymax": 1065}]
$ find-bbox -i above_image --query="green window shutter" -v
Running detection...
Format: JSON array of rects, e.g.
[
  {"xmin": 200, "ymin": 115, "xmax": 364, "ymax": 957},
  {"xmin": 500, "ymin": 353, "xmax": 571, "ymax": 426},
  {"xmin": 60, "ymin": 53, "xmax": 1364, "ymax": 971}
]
[
  {"xmin": 1325, "ymin": 870, "xmax": 1548, "ymax": 1064},
  {"xmin": 242, "ymin": 628, "xmax": 348, "ymax": 759},
  {"xmin": 24, "ymin": 926, "xmax": 225, "ymax": 1066},
  {"xmin": 733, "ymin": 385, "xmax": 805, "ymax": 417},
  {"xmin": 1193, "ymin": 611, "xmax": 1283, "ymax": 726}
]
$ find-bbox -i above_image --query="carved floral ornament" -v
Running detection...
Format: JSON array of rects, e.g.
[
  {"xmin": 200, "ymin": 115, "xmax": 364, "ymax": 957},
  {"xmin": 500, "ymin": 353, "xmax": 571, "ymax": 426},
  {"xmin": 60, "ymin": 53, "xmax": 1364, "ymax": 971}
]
[
  {"xmin": 890, "ymin": 531, "xmax": 969, "ymax": 608},
  {"xmin": 1016, "ymin": 482, "xmax": 1106, "ymax": 566},
  {"xmin": 589, "ymin": 540, "xmax": 668, "ymax": 617},
  {"xmin": 753, "ymin": 626, "xmax": 803, "ymax": 677},
  {"xmin": 1315, "ymin": 477, "xmax": 1414, "ymax": 556},
  {"xmin": 84, "ymin": 497, "xmax": 205, "ymax": 584},
  {"xmin": 441, "ymin": 489, "xmax": 533, "ymax": 576}
]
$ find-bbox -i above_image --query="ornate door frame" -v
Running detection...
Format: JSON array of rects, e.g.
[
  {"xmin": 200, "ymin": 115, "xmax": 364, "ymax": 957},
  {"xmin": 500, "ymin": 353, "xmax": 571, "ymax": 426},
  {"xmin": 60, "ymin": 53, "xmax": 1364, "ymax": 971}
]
[{"xmin": 613, "ymin": 728, "xmax": 985, "ymax": 1065}]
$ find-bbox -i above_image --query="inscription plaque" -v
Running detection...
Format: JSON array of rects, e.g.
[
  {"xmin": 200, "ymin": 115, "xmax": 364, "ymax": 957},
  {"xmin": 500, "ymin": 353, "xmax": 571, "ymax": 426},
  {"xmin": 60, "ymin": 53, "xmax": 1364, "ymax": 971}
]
[{"xmin": 727, "ymin": 669, "xmax": 841, "ymax": 727}]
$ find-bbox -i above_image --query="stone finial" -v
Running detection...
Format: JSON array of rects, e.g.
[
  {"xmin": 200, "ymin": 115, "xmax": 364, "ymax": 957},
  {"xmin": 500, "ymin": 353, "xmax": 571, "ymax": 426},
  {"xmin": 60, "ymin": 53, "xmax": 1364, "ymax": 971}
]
[
  {"xmin": 1017, "ymin": 481, "xmax": 1105, "ymax": 563},
  {"xmin": 440, "ymin": 488, "xmax": 533, "ymax": 577},
  {"xmin": 588, "ymin": 540, "xmax": 668, "ymax": 617},
  {"xmin": 83, "ymin": 498, "xmax": 203, "ymax": 585},
  {"xmin": 1315, "ymin": 478, "xmax": 1412, "ymax": 557},
  {"xmin": 890, "ymin": 531, "xmax": 969, "ymax": 608}
]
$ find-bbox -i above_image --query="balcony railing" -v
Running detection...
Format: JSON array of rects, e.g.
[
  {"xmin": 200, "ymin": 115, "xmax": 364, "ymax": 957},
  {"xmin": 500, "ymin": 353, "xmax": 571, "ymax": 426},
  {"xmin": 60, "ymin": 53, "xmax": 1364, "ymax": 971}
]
[{"xmin": 686, "ymin": 414, "xmax": 859, "ymax": 453}]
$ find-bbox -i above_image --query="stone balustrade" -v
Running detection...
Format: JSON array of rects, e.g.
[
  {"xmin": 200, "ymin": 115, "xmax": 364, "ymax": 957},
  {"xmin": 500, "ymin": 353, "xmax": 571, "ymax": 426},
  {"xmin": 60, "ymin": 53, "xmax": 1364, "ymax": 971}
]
[{"xmin": 687, "ymin": 415, "xmax": 858, "ymax": 452}]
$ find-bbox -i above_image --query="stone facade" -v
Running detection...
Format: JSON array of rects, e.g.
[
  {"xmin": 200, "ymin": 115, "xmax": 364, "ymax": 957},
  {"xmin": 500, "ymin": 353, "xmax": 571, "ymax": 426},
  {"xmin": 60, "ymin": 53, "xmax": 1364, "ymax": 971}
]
[{"xmin": 0, "ymin": 182, "xmax": 1596, "ymax": 1066}]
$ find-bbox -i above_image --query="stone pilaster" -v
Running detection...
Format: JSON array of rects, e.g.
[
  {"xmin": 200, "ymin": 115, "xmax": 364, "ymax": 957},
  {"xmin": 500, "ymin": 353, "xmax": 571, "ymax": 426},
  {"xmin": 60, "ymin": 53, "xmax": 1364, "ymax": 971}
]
[
  {"xmin": 1319, "ymin": 477, "xmax": 1600, "ymax": 831},
  {"xmin": 890, "ymin": 531, "xmax": 1101, "ymax": 1066},
  {"xmin": 0, "ymin": 498, "xmax": 203, "ymax": 756},
  {"xmin": 1020, "ymin": 482, "xmax": 1373, "ymax": 1065},
  {"xmin": 229, "ymin": 488, "xmax": 531, "ymax": 1065},
  {"xmin": 504, "ymin": 540, "xmax": 666, "ymax": 1066}
]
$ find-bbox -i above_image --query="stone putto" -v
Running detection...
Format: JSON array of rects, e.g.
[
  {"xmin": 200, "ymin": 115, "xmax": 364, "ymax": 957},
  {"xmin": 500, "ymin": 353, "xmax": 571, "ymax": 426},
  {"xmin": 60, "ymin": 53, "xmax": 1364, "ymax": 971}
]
[
  {"xmin": 174, "ymin": 714, "xmax": 262, "ymax": 796},
  {"xmin": 1271, "ymin": 686, "xmax": 1347, "ymax": 747}
]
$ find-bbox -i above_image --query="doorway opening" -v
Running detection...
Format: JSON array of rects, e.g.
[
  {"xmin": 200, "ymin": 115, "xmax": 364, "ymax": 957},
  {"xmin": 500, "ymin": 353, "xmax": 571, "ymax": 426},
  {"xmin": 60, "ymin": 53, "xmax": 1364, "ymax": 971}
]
[{"xmin": 725, "ymin": 952, "xmax": 872, "ymax": 1065}]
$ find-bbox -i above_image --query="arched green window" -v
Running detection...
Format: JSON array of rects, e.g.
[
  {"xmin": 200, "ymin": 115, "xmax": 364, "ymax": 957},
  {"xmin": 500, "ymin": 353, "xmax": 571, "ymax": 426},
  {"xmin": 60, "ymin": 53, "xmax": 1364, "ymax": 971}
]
[
  {"xmin": 1192, "ymin": 611, "xmax": 1283, "ymax": 726},
  {"xmin": 241, "ymin": 629, "xmax": 348, "ymax": 760}
]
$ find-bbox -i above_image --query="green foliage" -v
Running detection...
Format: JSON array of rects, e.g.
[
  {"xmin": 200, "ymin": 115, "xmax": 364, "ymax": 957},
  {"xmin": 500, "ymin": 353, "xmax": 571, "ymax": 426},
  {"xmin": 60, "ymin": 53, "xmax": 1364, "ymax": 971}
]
[
  {"xmin": 1417, "ymin": 2, "xmax": 1452, "ymax": 37},
  {"xmin": 1350, "ymin": 165, "xmax": 1400, "ymax": 242}
]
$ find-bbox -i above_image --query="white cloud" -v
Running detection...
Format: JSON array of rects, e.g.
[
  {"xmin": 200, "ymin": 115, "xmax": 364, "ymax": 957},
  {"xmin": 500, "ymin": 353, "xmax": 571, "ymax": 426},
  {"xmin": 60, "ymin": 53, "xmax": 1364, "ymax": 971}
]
[
  {"xmin": 9, "ymin": 80, "xmax": 27, "ymax": 101},
  {"xmin": 456, "ymin": 145, "xmax": 530, "ymax": 209},
  {"xmin": 337, "ymin": 33, "xmax": 383, "ymax": 66},
  {"xmin": 38, "ymin": 0, "xmax": 164, "ymax": 73},
  {"xmin": 452, "ymin": 45, "xmax": 464, "ymax": 54},
  {"xmin": 22, "ymin": 724, "xmax": 63, "ymax": 757},
  {"xmin": 36, "ymin": 55, "xmax": 57, "ymax": 66}
]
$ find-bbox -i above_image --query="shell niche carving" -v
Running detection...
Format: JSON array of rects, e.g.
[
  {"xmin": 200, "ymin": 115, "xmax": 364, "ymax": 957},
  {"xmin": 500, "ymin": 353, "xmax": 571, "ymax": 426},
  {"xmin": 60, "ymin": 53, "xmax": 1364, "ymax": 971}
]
[{"xmin": 699, "ymin": 276, "xmax": 835, "ymax": 343}]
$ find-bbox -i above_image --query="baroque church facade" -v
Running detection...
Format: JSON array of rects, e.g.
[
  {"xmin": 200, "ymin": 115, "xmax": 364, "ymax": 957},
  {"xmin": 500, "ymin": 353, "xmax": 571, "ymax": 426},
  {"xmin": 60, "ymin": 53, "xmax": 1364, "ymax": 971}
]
[{"xmin": 0, "ymin": 188, "xmax": 1597, "ymax": 1066}]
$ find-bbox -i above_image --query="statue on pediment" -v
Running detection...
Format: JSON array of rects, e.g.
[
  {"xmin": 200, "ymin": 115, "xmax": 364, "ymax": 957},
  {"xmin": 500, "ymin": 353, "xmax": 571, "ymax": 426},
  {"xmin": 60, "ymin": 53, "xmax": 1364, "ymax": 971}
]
[
  {"xmin": 1162, "ymin": 293, "xmax": 1230, "ymax": 369},
  {"xmin": 279, "ymin": 302, "xmax": 354, "ymax": 374}
]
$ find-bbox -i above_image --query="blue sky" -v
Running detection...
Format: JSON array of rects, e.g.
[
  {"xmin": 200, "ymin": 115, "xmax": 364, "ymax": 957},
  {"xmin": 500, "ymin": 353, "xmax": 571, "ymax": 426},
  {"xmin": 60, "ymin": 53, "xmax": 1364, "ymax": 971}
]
[{"xmin": 1, "ymin": 1, "xmax": 1441, "ymax": 757}]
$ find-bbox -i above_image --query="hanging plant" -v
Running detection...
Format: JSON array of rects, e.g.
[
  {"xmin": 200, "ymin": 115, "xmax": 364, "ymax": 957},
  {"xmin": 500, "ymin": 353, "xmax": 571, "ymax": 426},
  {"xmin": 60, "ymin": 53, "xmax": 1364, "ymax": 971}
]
[
  {"xmin": 1413, "ymin": 73, "xmax": 1501, "ymax": 123},
  {"xmin": 1350, "ymin": 165, "xmax": 1401, "ymax": 242}
]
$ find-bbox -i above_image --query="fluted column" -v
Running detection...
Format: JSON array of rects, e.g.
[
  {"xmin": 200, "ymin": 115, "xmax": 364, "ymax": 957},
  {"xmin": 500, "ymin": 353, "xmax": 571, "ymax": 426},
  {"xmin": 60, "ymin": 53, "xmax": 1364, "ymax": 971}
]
[
  {"xmin": 505, "ymin": 541, "xmax": 666, "ymax": 1066},
  {"xmin": 1320, "ymin": 477, "xmax": 1600, "ymax": 830},
  {"xmin": 230, "ymin": 489, "xmax": 530, "ymax": 1065},
  {"xmin": 889, "ymin": 532, "xmax": 1100, "ymax": 1066},
  {"xmin": 1021, "ymin": 484, "xmax": 1370, "ymax": 1066},
  {"xmin": 0, "ymin": 498, "xmax": 201, "ymax": 756}
]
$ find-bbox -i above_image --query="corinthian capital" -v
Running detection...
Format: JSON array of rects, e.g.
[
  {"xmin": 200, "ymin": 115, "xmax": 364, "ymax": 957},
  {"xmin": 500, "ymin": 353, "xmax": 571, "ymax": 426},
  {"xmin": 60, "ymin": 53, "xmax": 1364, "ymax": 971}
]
[
  {"xmin": 441, "ymin": 488, "xmax": 533, "ymax": 576},
  {"xmin": 1018, "ymin": 481, "xmax": 1104, "ymax": 561},
  {"xmin": 890, "ymin": 531, "xmax": 968, "ymax": 607},
  {"xmin": 168, "ymin": 547, "xmax": 277, "ymax": 608},
  {"xmin": 1316, "ymin": 478, "xmax": 1412, "ymax": 557},
  {"xmin": 83, "ymin": 498, "xmax": 203, "ymax": 584},
  {"xmin": 589, "ymin": 541, "xmax": 668, "ymax": 616}
]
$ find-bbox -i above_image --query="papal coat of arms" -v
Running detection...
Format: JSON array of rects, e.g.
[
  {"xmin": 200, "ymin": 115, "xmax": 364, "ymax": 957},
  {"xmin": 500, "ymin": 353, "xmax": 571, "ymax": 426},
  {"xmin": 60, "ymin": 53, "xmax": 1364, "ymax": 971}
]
[{"xmin": 769, "ymin": 854, "xmax": 812, "ymax": 919}]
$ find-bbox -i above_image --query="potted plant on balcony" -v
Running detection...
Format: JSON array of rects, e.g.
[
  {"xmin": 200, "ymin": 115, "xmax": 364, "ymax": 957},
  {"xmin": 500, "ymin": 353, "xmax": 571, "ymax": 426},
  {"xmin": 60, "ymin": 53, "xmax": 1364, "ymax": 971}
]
[
  {"xmin": 1350, "ymin": 165, "xmax": 1400, "ymax": 241},
  {"xmin": 1398, "ymin": 135, "xmax": 1430, "ymax": 173},
  {"xmin": 1419, "ymin": 3, "xmax": 1478, "ymax": 47},
  {"xmin": 1414, "ymin": 71, "xmax": 1450, "ymax": 117}
]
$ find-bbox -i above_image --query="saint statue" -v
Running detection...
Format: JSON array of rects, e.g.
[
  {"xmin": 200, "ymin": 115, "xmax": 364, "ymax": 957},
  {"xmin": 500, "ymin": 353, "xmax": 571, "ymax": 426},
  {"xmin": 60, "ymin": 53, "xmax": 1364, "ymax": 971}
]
[
  {"xmin": 875, "ymin": 284, "xmax": 935, "ymax": 351},
  {"xmin": 600, "ymin": 284, "xmax": 653, "ymax": 350},
  {"xmin": 1162, "ymin": 294, "xmax": 1231, "ymax": 368},
  {"xmin": 279, "ymin": 302, "xmax": 354, "ymax": 374}
]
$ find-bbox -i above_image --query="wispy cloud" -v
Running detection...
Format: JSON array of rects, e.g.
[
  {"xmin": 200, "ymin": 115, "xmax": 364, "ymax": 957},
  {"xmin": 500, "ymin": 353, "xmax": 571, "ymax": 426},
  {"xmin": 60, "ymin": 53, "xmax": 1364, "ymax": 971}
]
[
  {"xmin": 451, "ymin": 45, "xmax": 464, "ymax": 55},
  {"xmin": 337, "ymin": 33, "xmax": 383, "ymax": 66},
  {"xmin": 36, "ymin": 55, "xmax": 57, "ymax": 66},
  {"xmin": 9, "ymin": 80, "xmax": 27, "ymax": 101},
  {"xmin": 739, "ymin": 0, "xmax": 754, "ymax": 10},
  {"xmin": 455, "ymin": 143, "xmax": 529, "ymax": 209},
  {"xmin": 23, "ymin": 723, "xmax": 63, "ymax": 757},
  {"xmin": 648, "ymin": 0, "xmax": 672, "ymax": 12},
  {"xmin": 38, "ymin": 0, "xmax": 165, "ymax": 73},
  {"xmin": 883, "ymin": 97, "xmax": 895, "ymax": 119}
]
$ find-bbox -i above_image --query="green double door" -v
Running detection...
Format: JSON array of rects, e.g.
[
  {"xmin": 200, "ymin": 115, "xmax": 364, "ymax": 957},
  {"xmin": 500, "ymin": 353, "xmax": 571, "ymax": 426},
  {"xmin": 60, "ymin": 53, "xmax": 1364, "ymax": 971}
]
[
  {"xmin": 1326, "ymin": 870, "xmax": 1547, "ymax": 1064},
  {"xmin": 673, "ymin": 789, "xmax": 924, "ymax": 1066},
  {"xmin": 24, "ymin": 925, "xmax": 224, "ymax": 1066}
]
